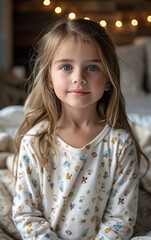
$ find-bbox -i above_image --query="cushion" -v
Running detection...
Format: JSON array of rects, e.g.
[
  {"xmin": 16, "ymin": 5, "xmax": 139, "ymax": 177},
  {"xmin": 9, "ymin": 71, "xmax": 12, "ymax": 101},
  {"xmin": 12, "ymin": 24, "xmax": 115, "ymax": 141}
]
[
  {"xmin": 0, "ymin": 169, "xmax": 16, "ymax": 197},
  {"xmin": 0, "ymin": 152, "xmax": 10, "ymax": 169},
  {"xmin": 116, "ymin": 44, "xmax": 145, "ymax": 96},
  {"xmin": 134, "ymin": 37, "xmax": 151, "ymax": 92},
  {"xmin": 132, "ymin": 188, "xmax": 151, "ymax": 239},
  {"xmin": 130, "ymin": 123, "xmax": 151, "ymax": 195},
  {"xmin": 0, "ymin": 105, "xmax": 24, "ymax": 138},
  {"xmin": 0, "ymin": 132, "xmax": 15, "ymax": 169},
  {"xmin": 0, "ymin": 172, "xmax": 20, "ymax": 240},
  {"xmin": 6, "ymin": 154, "xmax": 17, "ymax": 178},
  {"xmin": 0, "ymin": 132, "xmax": 14, "ymax": 152}
]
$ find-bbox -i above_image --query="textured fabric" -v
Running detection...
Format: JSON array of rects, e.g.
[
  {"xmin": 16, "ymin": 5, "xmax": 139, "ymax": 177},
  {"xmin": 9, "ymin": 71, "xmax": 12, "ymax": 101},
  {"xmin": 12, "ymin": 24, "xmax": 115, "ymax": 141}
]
[
  {"xmin": 0, "ymin": 169, "xmax": 21, "ymax": 240},
  {"xmin": 12, "ymin": 121, "xmax": 139, "ymax": 240},
  {"xmin": 116, "ymin": 44, "xmax": 145, "ymax": 96}
]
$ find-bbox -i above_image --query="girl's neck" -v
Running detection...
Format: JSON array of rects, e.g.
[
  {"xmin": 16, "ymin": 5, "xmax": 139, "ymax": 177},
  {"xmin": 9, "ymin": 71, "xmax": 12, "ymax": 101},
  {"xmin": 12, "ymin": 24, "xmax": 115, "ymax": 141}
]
[
  {"xmin": 57, "ymin": 104, "xmax": 101, "ymax": 130},
  {"xmin": 55, "ymin": 106, "xmax": 105, "ymax": 148},
  {"xmin": 54, "ymin": 104, "xmax": 107, "ymax": 148}
]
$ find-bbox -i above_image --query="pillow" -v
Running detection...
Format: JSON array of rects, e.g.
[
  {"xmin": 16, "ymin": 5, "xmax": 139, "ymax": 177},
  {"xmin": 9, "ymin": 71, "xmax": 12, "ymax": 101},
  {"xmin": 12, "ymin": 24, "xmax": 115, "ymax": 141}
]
[
  {"xmin": 0, "ymin": 132, "xmax": 15, "ymax": 169},
  {"xmin": 134, "ymin": 37, "xmax": 151, "ymax": 92},
  {"xmin": 6, "ymin": 154, "xmax": 17, "ymax": 178},
  {"xmin": 0, "ymin": 105, "xmax": 24, "ymax": 127},
  {"xmin": 0, "ymin": 132, "xmax": 14, "ymax": 152},
  {"xmin": 0, "ymin": 105, "xmax": 24, "ymax": 138},
  {"xmin": 116, "ymin": 44, "xmax": 145, "ymax": 96},
  {"xmin": 0, "ymin": 152, "xmax": 10, "ymax": 169}
]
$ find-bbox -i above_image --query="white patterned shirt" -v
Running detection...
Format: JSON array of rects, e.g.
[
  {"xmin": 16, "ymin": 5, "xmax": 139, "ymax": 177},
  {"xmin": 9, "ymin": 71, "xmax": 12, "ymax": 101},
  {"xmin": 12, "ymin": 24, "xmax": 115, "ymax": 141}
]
[{"xmin": 12, "ymin": 121, "xmax": 139, "ymax": 240}]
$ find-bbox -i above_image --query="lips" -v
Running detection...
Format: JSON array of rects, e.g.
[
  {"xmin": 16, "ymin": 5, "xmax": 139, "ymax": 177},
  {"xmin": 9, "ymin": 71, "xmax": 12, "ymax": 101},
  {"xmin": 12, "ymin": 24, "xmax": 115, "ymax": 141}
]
[{"xmin": 68, "ymin": 89, "xmax": 90, "ymax": 96}]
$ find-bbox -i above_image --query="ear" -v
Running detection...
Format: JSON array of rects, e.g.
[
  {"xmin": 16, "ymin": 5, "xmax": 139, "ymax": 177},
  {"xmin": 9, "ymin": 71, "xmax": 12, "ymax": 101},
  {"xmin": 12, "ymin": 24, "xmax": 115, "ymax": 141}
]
[
  {"xmin": 48, "ymin": 66, "xmax": 54, "ymax": 89},
  {"xmin": 105, "ymin": 82, "xmax": 110, "ymax": 91},
  {"xmin": 48, "ymin": 80, "xmax": 54, "ymax": 89}
]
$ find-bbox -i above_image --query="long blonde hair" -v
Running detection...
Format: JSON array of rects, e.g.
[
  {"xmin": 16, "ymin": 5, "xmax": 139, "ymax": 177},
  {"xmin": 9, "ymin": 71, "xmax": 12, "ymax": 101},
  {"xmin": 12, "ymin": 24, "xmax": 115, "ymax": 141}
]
[{"xmin": 15, "ymin": 18, "xmax": 148, "ymax": 171}]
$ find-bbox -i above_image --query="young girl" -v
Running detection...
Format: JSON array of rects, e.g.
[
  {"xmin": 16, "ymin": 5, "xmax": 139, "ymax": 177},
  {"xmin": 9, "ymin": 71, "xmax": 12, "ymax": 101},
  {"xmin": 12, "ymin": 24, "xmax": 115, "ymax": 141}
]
[{"xmin": 12, "ymin": 18, "xmax": 141, "ymax": 240}]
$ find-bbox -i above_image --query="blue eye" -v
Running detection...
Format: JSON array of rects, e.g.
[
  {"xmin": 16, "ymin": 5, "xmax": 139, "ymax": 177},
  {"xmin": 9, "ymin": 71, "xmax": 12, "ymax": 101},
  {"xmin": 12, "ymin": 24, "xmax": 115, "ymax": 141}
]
[
  {"xmin": 88, "ymin": 65, "xmax": 98, "ymax": 72},
  {"xmin": 61, "ymin": 65, "xmax": 72, "ymax": 71}
]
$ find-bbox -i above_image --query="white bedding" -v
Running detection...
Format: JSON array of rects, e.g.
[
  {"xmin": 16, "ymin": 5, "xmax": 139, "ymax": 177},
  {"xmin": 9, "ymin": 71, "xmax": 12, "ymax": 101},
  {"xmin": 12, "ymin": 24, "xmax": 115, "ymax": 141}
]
[
  {"xmin": 0, "ymin": 105, "xmax": 24, "ymax": 138},
  {"xmin": 128, "ymin": 113, "xmax": 151, "ymax": 129},
  {"xmin": 124, "ymin": 94, "xmax": 151, "ymax": 129},
  {"xmin": 125, "ymin": 94, "xmax": 151, "ymax": 115},
  {"xmin": 117, "ymin": 36, "xmax": 151, "ymax": 130}
]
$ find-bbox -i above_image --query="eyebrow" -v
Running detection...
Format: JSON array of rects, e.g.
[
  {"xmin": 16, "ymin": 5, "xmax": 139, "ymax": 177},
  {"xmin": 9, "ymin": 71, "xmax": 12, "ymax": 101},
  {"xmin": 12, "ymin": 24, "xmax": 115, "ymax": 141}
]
[
  {"xmin": 54, "ymin": 59, "xmax": 73, "ymax": 64},
  {"xmin": 54, "ymin": 59, "xmax": 102, "ymax": 64}
]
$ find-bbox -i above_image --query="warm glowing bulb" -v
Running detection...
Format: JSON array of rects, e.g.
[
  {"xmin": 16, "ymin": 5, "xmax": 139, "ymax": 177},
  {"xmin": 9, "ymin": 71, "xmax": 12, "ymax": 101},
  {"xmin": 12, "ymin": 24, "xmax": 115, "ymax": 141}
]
[
  {"xmin": 131, "ymin": 19, "xmax": 138, "ymax": 26},
  {"xmin": 68, "ymin": 12, "xmax": 76, "ymax": 20},
  {"xmin": 115, "ymin": 20, "xmax": 122, "ymax": 28},
  {"xmin": 84, "ymin": 17, "xmax": 90, "ymax": 20},
  {"xmin": 55, "ymin": 7, "xmax": 62, "ymax": 14},
  {"xmin": 100, "ymin": 20, "xmax": 107, "ymax": 27},
  {"xmin": 147, "ymin": 15, "xmax": 151, "ymax": 22},
  {"xmin": 43, "ymin": 0, "xmax": 50, "ymax": 6}
]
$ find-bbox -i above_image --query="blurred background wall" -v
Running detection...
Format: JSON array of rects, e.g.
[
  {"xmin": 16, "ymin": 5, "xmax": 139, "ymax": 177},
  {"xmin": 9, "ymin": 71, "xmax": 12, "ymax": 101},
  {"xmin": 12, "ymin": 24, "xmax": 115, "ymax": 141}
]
[
  {"xmin": 0, "ymin": 0, "xmax": 151, "ymax": 109},
  {"xmin": 0, "ymin": 0, "xmax": 13, "ymax": 73}
]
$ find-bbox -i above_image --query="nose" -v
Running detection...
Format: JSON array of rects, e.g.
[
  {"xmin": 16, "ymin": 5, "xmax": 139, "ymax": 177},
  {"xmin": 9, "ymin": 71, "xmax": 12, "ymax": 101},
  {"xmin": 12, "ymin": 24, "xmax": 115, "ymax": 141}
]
[
  {"xmin": 72, "ymin": 69, "xmax": 87, "ymax": 85},
  {"xmin": 72, "ymin": 79, "xmax": 87, "ymax": 84}
]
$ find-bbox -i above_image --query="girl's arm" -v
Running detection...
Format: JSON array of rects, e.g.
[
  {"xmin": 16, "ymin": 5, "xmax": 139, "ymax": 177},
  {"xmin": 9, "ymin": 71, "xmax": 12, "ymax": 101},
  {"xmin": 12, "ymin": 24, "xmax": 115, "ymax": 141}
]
[
  {"xmin": 12, "ymin": 136, "xmax": 61, "ymax": 240},
  {"xmin": 95, "ymin": 137, "xmax": 139, "ymax": 240}
]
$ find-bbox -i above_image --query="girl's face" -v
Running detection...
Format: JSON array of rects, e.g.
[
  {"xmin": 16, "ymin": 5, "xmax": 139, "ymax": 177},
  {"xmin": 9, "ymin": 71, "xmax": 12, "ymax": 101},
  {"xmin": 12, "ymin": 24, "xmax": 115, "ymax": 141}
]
[{"xmin": 50, "ymin": 36, "xmax": 109, "ymax": 112}]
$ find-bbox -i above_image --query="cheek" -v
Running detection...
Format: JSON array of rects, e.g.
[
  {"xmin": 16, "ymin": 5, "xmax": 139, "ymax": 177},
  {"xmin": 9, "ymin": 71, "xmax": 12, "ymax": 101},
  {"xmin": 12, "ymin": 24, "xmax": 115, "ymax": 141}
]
[
  {"xmin": 91, "ymin": 76, "xmax": 107, "ymax": 90},
  {"xmin": 51, "ymin": 73, "xmax": 67, "ymax": 93}
]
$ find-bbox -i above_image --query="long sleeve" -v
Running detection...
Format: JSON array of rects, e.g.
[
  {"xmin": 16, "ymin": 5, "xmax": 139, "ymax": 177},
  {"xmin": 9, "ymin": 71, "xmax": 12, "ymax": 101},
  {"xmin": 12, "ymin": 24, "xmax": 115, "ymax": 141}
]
[
  {"xmin": 12, "ymin": 122, "xmax": 139, "ymax": 240},
  {"xmin": 12, "ymin": 136, "xmax": 61, "ymax": 240},
  {"xmin": 95, "ymin": 137, "xmax": 139, "ymax": 240}
]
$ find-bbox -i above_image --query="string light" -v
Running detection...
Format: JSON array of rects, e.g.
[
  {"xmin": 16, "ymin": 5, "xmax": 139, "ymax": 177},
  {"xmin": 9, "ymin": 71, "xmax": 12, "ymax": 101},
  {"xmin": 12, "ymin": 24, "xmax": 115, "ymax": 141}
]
[
  {"xmin": 68, "ymin": 12, "xmax": 76, "ymax": 20},
  {"xmin": 41, "ymin": 2, "xmax": 151, "ymax": 28},
  {"xmin": 55, "ymin": 7, "xmax": 62, "ymax": 14},
  {"xmin": 100, "ymin": 20, "xmax": 107, "ymax": 27},
  {"xmin": 131, "ymin": 19, "xmax": 138, "ymax": 26},
  {"xmin": 115, "ymin": 20, "xmax": 122, "ymax": 28},
  {"xmin": 43, "ymin": 0, "xmax": 50, "ymax": 6},
  {"xmin": 147, "ymin": 15, "xmax": 151, "ymax": 22}
]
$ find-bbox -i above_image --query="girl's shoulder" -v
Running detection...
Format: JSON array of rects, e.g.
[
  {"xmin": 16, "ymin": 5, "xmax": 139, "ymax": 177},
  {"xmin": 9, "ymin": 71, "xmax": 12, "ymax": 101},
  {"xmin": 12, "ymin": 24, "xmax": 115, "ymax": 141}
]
[
  {"xmin": 22, "ymin": 120, "xmax": 49, "ymax": 143},
  {"xmin": 108, "ymin": 126, "xmax": 133, "ymax": 142},
  {"xmin": 27, "ymin": 120, "xmax": 48, "ymax": 135}
]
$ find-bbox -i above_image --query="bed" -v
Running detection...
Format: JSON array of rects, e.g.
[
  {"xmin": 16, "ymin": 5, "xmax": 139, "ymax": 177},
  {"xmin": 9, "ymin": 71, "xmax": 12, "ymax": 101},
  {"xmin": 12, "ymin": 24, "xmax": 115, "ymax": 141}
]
[
  {"xmin": 117, "ymin": 36, "xmax": 151, "ymax": 240},
  {"xmin": 0, "ymin": 37, "xmax": 151, "ymax": 240},
  {"xmin": 116, "ymin": 36, "xmax": 151, "ymax": 130}
]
